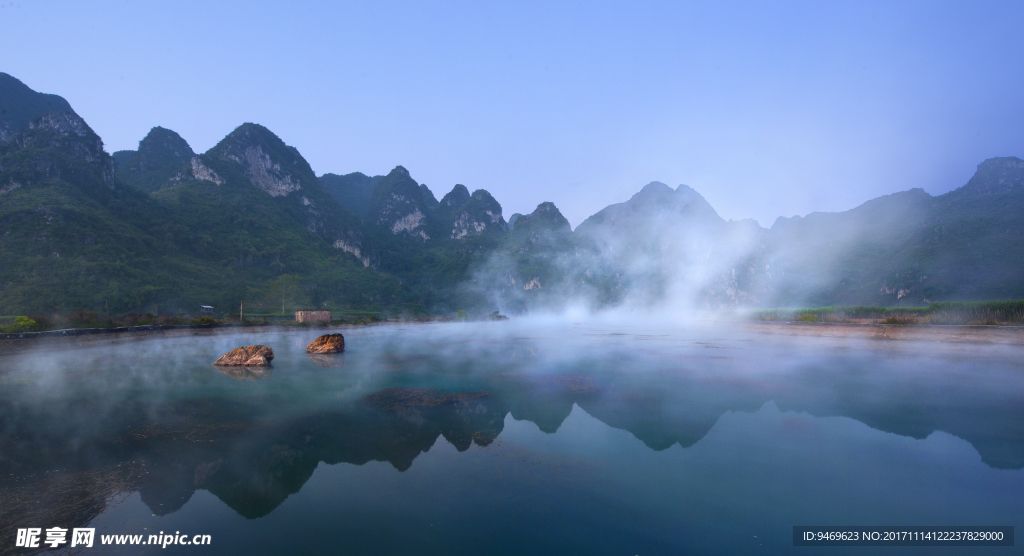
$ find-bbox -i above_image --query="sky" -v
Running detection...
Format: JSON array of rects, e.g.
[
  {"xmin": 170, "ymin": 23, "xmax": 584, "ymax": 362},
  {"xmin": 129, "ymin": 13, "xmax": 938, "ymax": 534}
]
[{"xmin": 1, "ymin": 0, "xmax": 1022, "ymax": 228}]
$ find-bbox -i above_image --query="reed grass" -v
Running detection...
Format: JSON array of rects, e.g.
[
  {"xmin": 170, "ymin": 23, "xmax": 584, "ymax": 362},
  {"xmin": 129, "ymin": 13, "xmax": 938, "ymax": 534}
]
[{"xmin": 753, "ymin": 300, "xmax": 1024, "ymax": 325}]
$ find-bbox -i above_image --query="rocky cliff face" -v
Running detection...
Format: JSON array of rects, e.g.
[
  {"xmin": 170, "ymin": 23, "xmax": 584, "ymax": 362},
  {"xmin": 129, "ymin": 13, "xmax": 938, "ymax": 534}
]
[
  {"xmin": 207, "ymin": 125, "xmax": 306, "ymax": 197},
  {"xmin": 197, "ymin": 123, "xmax": 372, "ymax": 266},
  {"xmin": 188, "ymin": 156, "xmax": 224, "ymax": 185},
  {"xmin": 237, "ymin": 144, "xmax": 302, "ymax": 197},
  {"xmin": 366, "ymin": 166, "xmax": 434, "ymax": 241},
  {"xmin": 445, "ymin": 188, "xmax": 507, "ymax": 240},
  {"xmin": 5, "ymin": 111, "xmax": 115, "ymax": 190}
]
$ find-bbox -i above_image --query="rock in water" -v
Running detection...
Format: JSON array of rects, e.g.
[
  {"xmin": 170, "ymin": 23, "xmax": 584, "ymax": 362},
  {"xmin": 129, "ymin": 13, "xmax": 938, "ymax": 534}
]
[
  {"xmin": 214, "ymin": 345, "xmax": 274, "ymax": 366},
  {"xmin": 306, "ymin": 333, "xmax": 345, "ymax": 353}
]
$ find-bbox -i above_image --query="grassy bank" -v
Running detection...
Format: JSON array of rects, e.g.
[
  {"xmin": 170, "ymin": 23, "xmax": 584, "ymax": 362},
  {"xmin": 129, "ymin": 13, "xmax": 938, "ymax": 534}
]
[
  {"xmin": 0, "ymin": 308, "xmax": 508, "ymax": 334},
  {"xmin": 0, "ymin": 310, "xmax": 384, "ymax": 333},
  {"xmin": 753, "ymin": 301, "xmax": 1024, "ymax": 325}
]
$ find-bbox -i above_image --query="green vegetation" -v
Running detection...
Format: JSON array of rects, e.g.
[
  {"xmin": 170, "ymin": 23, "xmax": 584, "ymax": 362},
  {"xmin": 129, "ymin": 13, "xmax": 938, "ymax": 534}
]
[
  {"xmin": 0, "ymin": 307, "xmax": 393, "ymax": 333},
  {"xmin": 0, "ymin": 316, "xmax": 42, "ymax": 333},
  {"xmin": 113, "ymin": 126, "xmax": 195, "ymax": 192},
  {"xmin": 0, "ymin": 116, "xmax": 422, "ymax": 316},
  {"xmin": 319, "ymin": 172, "xmax": 381, "ymax": 219},
  {"xmin": 753, "ymin": 300, "xmax": 1024, "ymax": 325},
  {"xmin": 359, "ymin": 167, "xmax": 515, "ymax": 311},
  {"xmin": 1, "ymin": 311, "xmax": 184, "ymax": 332},
  {"xmin": 926, "ymin": 301, "xmax": 1024, "ymax": 325}
]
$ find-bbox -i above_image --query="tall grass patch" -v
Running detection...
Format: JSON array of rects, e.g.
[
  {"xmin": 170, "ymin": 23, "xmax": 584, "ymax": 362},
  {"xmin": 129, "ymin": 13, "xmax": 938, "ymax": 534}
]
[{"xmin": 753, "ymin": 300, "xmax": 1024, "ymax": 325}]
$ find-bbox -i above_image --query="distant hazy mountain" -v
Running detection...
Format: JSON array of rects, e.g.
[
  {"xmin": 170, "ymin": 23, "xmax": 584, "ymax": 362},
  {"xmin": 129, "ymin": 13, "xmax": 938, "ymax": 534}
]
[
  {"xmin": 0, "ymin": 72, "xmax": 75, "ymax": 142},
  {"xmin": 574, "ymin": 182, "xmax": 765, "ymax": 308},
  {"xmin": 567, "ymin": 157, "xmax": 1024, "ymax": 308},
  {"xmin": 766, "ymin": 156, "xmax": 1024, "ymax": 306},
  {"xmin": 461, "ymin": 201, "xmax": 624, "ymax": 313}
]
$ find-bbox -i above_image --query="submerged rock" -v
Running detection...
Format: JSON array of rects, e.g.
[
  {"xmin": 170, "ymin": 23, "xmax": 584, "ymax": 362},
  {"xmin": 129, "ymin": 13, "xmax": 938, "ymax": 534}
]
[
  {"xmin": 362, "ymin": 387, "xmax": 489, "ymax": 411},
  {"xmin": 306, "ymin": 333, "xmax": 345, "ymax": 353},
  {"xmin": 213, "ymin": 345, "xmax": 274, "ymax": 366},
  {"xmin": 306, "ymin": 352, "xmax": 345, "ymax": 368},
  {"xmin": 543, "ymin": 373, "xmax": 602, "ymax": 394}
]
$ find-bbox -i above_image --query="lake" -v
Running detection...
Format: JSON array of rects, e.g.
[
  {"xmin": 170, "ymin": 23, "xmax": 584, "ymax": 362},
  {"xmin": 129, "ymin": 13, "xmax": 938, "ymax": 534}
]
[{"xmin": 1, "ymin": 321, "xmax": 1021, "ymax": 555}]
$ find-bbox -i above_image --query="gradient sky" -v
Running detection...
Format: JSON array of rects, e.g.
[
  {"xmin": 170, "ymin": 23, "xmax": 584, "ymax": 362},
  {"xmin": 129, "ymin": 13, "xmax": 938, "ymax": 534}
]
[{"xmin": 2, "ymin": 0, "xmax": 1022, "ymax": 227}]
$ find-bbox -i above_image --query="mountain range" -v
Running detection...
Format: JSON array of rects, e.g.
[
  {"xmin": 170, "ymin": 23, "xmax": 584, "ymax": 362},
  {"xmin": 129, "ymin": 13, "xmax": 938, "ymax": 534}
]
[{"xmin": 1, "ymin": 71, "xmax": 1021, "ymax": 315}]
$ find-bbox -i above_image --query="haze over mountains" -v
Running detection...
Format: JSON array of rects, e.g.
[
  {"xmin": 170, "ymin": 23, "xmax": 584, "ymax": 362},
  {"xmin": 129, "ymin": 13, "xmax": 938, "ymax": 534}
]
[{"xmin": 1, "ymin": 72, "xmax": 1021, "ymax": 315}]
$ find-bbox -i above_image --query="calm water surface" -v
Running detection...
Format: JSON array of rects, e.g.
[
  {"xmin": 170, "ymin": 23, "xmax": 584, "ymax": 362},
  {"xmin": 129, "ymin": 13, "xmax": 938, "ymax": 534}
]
[{"xmin": 0, "ymin": 321, "xmax": 1021, "ymax": 555}]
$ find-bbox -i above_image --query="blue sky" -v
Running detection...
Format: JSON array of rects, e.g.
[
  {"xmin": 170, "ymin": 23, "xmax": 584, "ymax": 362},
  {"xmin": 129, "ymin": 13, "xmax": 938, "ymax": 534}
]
[{"xmin": 2, "ymin": 0, "xmax": 1022, "ymax": 227}]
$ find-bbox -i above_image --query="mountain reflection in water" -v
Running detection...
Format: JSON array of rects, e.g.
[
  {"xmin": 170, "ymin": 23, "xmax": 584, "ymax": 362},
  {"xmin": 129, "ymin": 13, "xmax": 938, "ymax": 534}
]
[{"xmin": 0, "ymin": 322, "xmax": 1021, "ymax": 553}]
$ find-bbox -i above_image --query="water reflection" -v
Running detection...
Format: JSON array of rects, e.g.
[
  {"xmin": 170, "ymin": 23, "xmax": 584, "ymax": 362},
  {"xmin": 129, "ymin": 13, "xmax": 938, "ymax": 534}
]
[
  {"xmin": 0, "ymin": 324, "xmax": 1022, "ymax": 537},
  {"xmin": 214, "ymin": 365, "xmax": 274, "ymax": 381},
  {"xmin": 306, "ymin": 352, "xmax": 345, "ymax": 368}
]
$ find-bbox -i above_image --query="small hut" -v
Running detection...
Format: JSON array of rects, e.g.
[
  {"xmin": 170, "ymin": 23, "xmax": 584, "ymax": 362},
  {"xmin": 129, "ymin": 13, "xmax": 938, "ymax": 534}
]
[{"xmin": 296, "ymin": 310, "xmax": 330, "ymax": 323}]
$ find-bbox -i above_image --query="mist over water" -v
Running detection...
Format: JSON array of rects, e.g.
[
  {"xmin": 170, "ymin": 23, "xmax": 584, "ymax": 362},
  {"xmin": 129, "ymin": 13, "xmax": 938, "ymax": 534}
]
[
  {"xmin": 1, "ymin": 319, "xmax": 1021, "ymax": 554},
  {"xmin": 460, "ymin": 182, "xmax": 800, "ymax": 315},
  {"xmin": 462, "ymin": 157, "xmax": 1024, "ymax": 315}
]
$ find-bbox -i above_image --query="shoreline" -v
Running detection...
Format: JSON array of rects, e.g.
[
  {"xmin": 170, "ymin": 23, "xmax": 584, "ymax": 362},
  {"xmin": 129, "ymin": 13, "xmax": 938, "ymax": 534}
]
[
  {"xmin": 745, "ymin": 321, "xmax": 1024, "ymax": 345},
  {"xmin": 3, "ymin": 319, "xmax": 1023, "ymax": 356},
  {"xmin": 0, "ymin": 322, "xmax": 374, "ymax": 356}
]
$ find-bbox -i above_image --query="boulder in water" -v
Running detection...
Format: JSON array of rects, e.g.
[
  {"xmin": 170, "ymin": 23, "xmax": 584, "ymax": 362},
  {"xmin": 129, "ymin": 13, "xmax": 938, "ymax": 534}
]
[
  {"xmin": 306, "ymin": 333, "xmax": 345, "ymax": 353},
  {"xmin": 214, "ymin": 345, "xmax": 274, "ymax": 366}
]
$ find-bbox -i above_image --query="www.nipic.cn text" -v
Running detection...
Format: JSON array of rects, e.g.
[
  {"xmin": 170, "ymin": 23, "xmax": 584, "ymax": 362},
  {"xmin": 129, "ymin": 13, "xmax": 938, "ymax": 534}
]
[{"xmin": 15, "ymin": 528, "xmax": 211, "ymax": 549}]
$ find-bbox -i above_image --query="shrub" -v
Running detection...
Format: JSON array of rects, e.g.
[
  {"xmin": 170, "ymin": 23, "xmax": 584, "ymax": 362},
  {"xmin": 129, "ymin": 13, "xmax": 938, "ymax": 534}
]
[
  {"xmin": 15, "ymin": 316, "xmax": 39, "ymax": 330},
  {"xmin": 2, "ymin": 316, "xmax": 43, "ymax": 333},
  {"xmin": 880, "ymin": 315, "xmax": 917, "ymax": 325},
  {"xmin": 27, "ymin": 315, "xmax": 51, "ymax": 330},
  {"xmin": 67, "ymin": 311, "xmax": 100, "ymax": 327}
]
